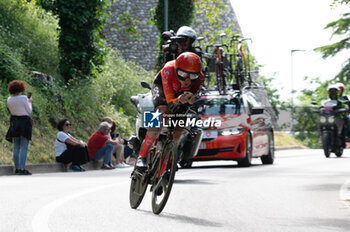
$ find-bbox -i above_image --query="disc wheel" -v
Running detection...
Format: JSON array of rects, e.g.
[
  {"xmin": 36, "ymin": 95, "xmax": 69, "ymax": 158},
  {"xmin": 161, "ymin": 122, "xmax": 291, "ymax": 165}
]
[
  {"xmin": 129, "ymin": 168, "xmax": 148, "ymax": 209},
  {"xmin": 151, "ymin": 141, "xmax": 178, "ymax": 214}
]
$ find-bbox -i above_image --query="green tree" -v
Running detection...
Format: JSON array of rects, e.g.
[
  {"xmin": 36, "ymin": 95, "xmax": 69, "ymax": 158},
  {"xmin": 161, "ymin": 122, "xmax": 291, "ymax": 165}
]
[
  {"xmin": 315, "ymin": 0, "xmax": 350, "ymax": 82},
  {"xmin": 36, "ymin": 0, "xmax": 111, "ymax": 82},
  {"xmin": 261, "ymin": 76, "xmax": 282, "ymax": 117},
  {"xmin": 293, "ymin": 77, "xmax": 333, "ymax": 148},
  {"xmin": 151, "ymin": 0, "xmax": 195, "ymax": 70}
]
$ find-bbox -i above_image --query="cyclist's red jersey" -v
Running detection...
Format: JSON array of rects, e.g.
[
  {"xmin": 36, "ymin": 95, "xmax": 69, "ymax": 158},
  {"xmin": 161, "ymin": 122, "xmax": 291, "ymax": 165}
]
[{"xmin": 160, "ymin": 60, "xmax": 204, "ymax": 105}]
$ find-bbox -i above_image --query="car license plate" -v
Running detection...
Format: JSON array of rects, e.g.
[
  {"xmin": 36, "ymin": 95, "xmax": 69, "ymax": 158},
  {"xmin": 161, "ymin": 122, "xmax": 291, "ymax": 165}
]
[{"xmin": 203, "ymin": 130, "xmax": 218, "ymax": 139}]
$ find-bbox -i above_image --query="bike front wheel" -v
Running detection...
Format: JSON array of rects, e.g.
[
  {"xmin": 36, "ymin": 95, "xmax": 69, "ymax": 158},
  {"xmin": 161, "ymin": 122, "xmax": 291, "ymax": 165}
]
[
  {"xmin": 129, "ymin": 167, "xmax": 148, "ymax": 209},
  {"xmin": 151, "ymin": 141, "xmax": 178, "ymax": 214}
]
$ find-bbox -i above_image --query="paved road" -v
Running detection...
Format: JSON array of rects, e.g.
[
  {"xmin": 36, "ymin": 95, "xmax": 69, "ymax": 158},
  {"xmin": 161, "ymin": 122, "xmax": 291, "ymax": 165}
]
[{"xmin": 0, "ymin": 149, "xmax": 350, "ymax": 232}]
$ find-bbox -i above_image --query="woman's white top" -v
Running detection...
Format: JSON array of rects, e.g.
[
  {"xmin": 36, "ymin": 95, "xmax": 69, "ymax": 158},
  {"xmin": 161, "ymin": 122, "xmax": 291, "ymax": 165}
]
[
  {"xmin": 55, "ymin": 131, "xmax": 71, "ymax": 157},
  {"xmin": 7, "ymin": 95, "xmax": 32, "ymax": 116}
]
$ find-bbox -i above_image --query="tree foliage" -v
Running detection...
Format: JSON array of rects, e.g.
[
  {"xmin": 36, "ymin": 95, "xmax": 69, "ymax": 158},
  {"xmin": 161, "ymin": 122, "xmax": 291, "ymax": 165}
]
[
  {"xmin": 36, "ymin": 0, "xmax": 112, "ymax": 82},
  {"xmin": 261, "ymin": 76, "xmax": 282, "ymax": 117},
  {"xmin": 151, "ymin": 0, "xmax": 195, "ymax": 70},
  {"xmin": 315, "ymin": 0, "xmax": 350, "ymax": 82}
]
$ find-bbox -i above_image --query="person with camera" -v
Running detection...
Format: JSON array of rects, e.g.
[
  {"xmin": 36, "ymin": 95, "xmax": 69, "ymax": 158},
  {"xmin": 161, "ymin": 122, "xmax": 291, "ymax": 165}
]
[
  {"xmin": 6, "ymin": 80, "xmax": 33, "ymax": 175},
  {"xmin": 136, "ymin": 52, "xmax": 204, "ymax": 169},
  {"xmin": 162, "ymin": 26, "xmax": 200, "ymax": 63}
]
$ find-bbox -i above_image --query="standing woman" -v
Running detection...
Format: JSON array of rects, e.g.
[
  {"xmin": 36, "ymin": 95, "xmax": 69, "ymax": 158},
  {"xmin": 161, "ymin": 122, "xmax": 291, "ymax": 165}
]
[{"xmin": 5, "ymin": 80, "xmax": 33, "ymax": 175}]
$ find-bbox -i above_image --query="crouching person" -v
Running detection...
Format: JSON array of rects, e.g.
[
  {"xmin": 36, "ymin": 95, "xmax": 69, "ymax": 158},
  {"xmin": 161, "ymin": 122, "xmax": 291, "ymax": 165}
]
[
  {"xmin": 87, "ymin": 122, "xmax": 119, "ymax": 170},
  {"xmin": 55, "ymin": 119, "xmax": 90, "ymax": 172}
]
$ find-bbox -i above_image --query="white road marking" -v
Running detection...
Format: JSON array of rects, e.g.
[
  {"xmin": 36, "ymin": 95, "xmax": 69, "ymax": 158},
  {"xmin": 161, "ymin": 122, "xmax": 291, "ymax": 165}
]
[
  {"xmin": 31, "ymin": 167, "xmax": 212, "ymax": 232},
  {"xmin": 31, "ymin": 181, "xmax": 129, "ymax": 232},
  {"xmin": 340, "ymin": 178, "xmax": 350, "ymax": 207}
]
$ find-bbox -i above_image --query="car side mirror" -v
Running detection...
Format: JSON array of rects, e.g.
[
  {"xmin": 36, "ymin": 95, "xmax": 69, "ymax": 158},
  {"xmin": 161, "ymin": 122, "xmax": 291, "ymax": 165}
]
[
  {"xmin": 251, "ymin": 107, "xmax": 264, "ymax": 115},
  {"xmin": 141, "ymin": 81, "xmax": 151, "ymax": 90}
]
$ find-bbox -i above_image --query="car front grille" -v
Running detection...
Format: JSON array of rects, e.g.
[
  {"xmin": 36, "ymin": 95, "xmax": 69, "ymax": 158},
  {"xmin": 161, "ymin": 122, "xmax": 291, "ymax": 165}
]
[{"xmin": 197, "ymin": 147, "xmax": 234, "ymax": 156}]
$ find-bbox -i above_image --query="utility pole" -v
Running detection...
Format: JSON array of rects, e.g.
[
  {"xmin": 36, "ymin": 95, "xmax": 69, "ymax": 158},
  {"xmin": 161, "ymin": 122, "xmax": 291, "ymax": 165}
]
[
  {"xmin": 290, "ymin": 49, "xmax": 306, "ymax": 138},
  {"xmin": 164, "ymin": 0, "xmax": 168, "ymax": 31}
]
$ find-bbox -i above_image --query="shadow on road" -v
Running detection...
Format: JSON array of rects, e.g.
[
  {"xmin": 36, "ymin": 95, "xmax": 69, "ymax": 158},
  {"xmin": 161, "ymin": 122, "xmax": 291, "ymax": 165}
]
[
  {"xmin": 174, "ymin": 179, "xmax": 217, "ymax": 185},
  {"xmin": 136, "ymin": 209, "xmax": 224, "ymax": 228},
  {"xmin": 303, "ymin": 183, "xmax": 341, "ymax": 192},
  {"xmin": 181, "ymin": 163, "xmax": 263, "ymax": 170}
]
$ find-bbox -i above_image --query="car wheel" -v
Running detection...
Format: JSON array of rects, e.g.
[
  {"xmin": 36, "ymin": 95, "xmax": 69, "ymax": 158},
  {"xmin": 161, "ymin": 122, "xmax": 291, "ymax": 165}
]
[
  {"xmin": 261, "ymin": 131, "xmax": 274, "ymax": 164},
  {"xmin": 238, "ymin": 131, "xmax": 252, "ymax": 167}
]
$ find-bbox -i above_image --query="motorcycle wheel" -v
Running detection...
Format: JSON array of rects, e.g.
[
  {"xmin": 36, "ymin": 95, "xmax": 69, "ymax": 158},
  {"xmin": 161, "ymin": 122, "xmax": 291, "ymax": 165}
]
[
  {"xmin": 322, "ymin": 133, "xmax": 330, "ymax": 158},
  {"xmin": 179, "ymin": 160, "xmax": 193, "ymax": 168},
  {"xmin": 335, "ymin": 148, "xmax": 343, "ymax": 157},
  {"xmin": 151, "ymin": 141, "xmax": 178, "ymax": 214}
]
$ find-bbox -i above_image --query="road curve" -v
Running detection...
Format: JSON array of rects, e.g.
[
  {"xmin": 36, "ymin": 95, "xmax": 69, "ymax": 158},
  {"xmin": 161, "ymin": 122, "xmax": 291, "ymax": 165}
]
[{"xmin": 0, "ymin": 149, "xmax": 349, "ymax": 232}]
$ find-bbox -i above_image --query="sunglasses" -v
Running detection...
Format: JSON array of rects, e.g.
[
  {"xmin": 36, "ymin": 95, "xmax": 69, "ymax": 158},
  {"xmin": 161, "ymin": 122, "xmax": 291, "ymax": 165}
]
[
  {"xmin": 177, "ymin": 69, "xmax": 200, "ymax": 82},
  {"xmin": 65, "ymin": 123, "xmax": 72, "ymax": 126}
]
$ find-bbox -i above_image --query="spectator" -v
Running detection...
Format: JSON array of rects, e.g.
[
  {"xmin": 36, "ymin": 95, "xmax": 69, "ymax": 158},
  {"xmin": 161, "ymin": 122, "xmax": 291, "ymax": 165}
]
[
  {"xmin": 124, "ymin": 142, "xmax": 136, "ymax": 166},
  {"xmin": 101, "ymin": 117, "xmax": 128, "ymax": 168},
  {"xmin": 88, "ymin": 122, "xmax": 119, "ymax": 169},
  {"xmin": 5, "ymin": 80, "xmax": 33, "ymax": 175},
  {"xmin": 55, "ymin": 119, "xmax": 90, "ymax": 172}
]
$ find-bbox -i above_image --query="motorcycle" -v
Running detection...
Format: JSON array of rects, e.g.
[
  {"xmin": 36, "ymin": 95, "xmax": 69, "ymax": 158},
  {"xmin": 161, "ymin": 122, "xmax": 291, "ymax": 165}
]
[
  {"xmin": 129, "ymin": 81, "xmax": 203, "ymax": 168},
  {"xmin": 313, "ymin": 100, "xmax": 348, "ymax": 157}
]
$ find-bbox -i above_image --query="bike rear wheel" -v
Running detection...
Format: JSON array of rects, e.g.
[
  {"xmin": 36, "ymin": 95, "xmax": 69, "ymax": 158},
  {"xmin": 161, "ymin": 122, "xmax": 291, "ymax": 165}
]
[
  {"xmin": 129, "ymin": 168, "xmax": 148, "ymax": 209},
  {"xmin": 151, "ymin": 141, "xmax": 178, "ymax": 214}
]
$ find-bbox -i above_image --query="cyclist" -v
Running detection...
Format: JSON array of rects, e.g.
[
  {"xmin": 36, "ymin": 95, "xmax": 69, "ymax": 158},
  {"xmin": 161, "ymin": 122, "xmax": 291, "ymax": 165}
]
[{"xmin": 136, "ymin": 52, "xmax": 204, "ymax": 168}]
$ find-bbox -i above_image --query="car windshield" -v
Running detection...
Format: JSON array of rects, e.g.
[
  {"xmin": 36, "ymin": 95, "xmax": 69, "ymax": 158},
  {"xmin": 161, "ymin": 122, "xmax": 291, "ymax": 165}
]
[{"xmin": 194, "ymin": 97, "xmax": 241, "ymax": 115}]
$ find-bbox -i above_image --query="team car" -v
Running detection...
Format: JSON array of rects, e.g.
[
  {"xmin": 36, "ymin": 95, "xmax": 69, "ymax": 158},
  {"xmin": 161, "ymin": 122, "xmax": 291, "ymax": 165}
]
[{"xmin": 182, "ymin": 87, "xmax": 274, "ymax": 168}]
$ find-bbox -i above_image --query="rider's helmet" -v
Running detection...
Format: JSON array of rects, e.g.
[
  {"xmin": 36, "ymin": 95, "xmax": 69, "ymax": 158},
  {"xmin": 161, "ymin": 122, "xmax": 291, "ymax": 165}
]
[
  {"xmin": 328, "ymin": 85, "xmax": 339, "ymax": 100},
  {"xmin": 335, "ymin": 82, "xmax": 345, "ymax": 96},
  {"xmin": 175, "ymin": 52, "xmax": 201, "ymax": 81},
  {"xmin": 176, "ymin": 26, "xmax": 196, "ymax": 40}
]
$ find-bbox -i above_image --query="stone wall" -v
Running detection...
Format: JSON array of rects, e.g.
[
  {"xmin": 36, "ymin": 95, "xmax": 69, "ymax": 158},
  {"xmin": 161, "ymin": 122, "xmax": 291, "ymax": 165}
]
[{"xmin": 104, "ymin": 0, "xmax": 242, "ymax": 71}]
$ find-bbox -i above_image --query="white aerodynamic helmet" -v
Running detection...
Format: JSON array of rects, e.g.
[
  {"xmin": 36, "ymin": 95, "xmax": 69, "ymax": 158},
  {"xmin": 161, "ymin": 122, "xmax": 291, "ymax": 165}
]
[
  {"xmin": 328, "ymin": 84, "xmax": 339, "ymax": 92},
  {"xmin": 176, "ymin": 26, "xmax": 196, "ymax": 40},
  {"xmin": 335, "ymin": 82, "xmax": 345, "ymax": 91}
]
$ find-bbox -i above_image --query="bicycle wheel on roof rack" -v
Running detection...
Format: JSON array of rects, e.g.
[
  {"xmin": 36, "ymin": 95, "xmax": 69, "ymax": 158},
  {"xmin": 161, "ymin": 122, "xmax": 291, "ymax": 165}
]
[
  {"xmin": 203, "ymin": 66, "xmax": 211, "ymax": 89},
  {"xmin": 216, "ymin": 69, "xmax": 226, "ymax": 95}
]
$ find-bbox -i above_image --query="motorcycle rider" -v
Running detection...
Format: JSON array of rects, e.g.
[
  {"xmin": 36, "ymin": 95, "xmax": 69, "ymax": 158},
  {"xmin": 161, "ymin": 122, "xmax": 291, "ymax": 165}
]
[
  {"xmin": 327, "ymin": 85, "xmax": 347, "ymax": 147},
  {"xmin": 136, "ymin": 52, "xmax": 204, "ymax": 168},
  {"xmin": 335, "ymin": 82, "xmax": 350, "ymax": 138},
  {"xmin": 162, "ymin": 26, "xmax": 200, "ymax": 63}
]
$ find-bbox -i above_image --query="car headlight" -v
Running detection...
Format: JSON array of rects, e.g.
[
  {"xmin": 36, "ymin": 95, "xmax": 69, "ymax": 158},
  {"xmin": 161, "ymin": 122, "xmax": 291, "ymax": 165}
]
[
  {"xmin": 219, "ymin": 127, "xmax": 244, "ymax": 136},
  {"xmin": 328, "ymin": 116, "xmax": 335, "ymax": 123},
  {"xmin": 320, "ymin": 116, "xmax": 326, "ymax": 123}
]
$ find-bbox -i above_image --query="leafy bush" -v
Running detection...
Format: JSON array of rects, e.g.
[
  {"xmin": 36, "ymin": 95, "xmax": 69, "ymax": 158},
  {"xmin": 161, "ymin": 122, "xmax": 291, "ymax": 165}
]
[
  {"xmin": 0, "ymin": 1, "xmax": 154, "ymax": 165},
  {"xmin": 0, "ymin": 0, "xmax": 59, "ymax": 79}
]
